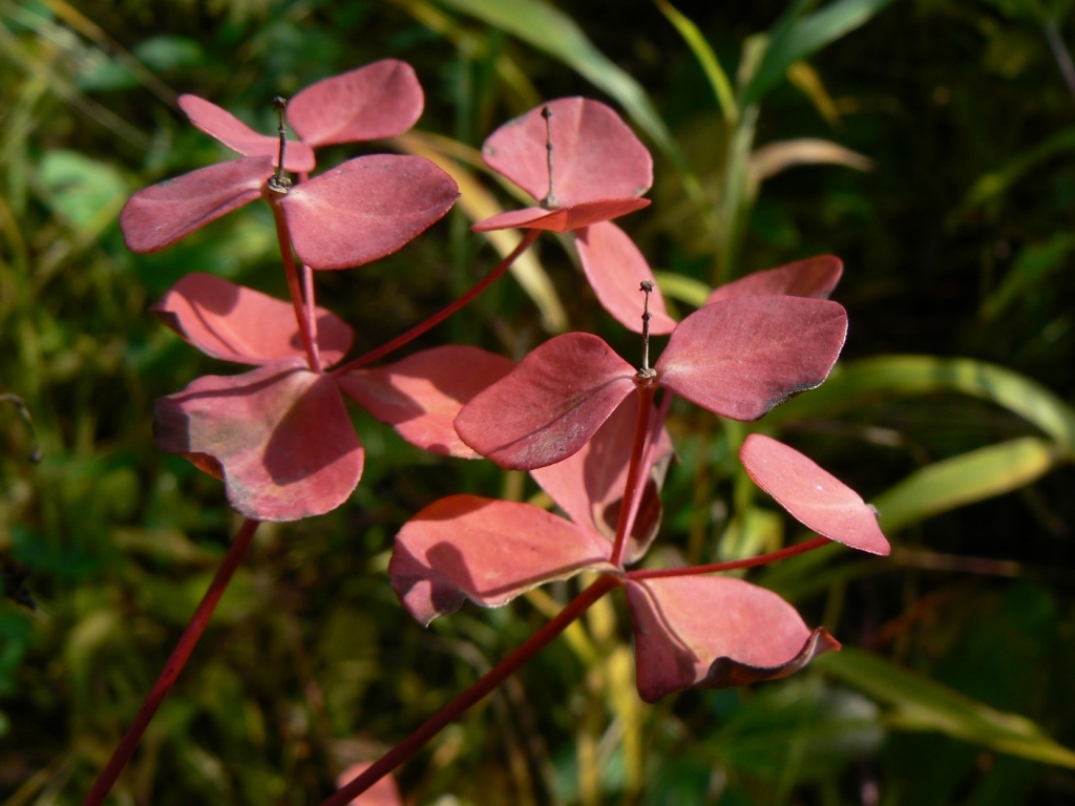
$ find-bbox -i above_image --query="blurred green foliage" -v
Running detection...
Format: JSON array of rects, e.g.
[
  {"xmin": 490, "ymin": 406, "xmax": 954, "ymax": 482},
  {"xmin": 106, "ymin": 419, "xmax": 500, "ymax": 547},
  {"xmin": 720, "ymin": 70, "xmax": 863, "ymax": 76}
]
[{"xmin": 3, "ymin": 0, "xmax": 1075, "ymax": 803}]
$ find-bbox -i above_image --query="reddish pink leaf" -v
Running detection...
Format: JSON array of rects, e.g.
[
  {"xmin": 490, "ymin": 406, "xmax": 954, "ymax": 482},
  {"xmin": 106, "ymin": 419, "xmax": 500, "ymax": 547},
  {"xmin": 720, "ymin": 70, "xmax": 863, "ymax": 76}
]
[
  {"xmin": 287, "ymin": 60, "xmax": 424, "ymax": 147},
  {"xmin": 336, "ymin": 763, "xmax": 403, "ymax": 806},
  {"xmin": 120, "ymin": 156, "xmax": 272, "ymax": 253},
  {"xmin": 280, "ymin": 155, "xmax": 459, "ymax": 270},
  {"xmin": 625, "ymin": 576, "xmax": 840, "ymax": 701},
  {"xmin": 454, "ymin": 333, "xmax": 636, "ymax": 469},
  {"xmin": 531, "ymin": 394, "xmax": 673, "ymax": 564},
  {"xmin": 739, "ymin": 434, "xmax": 890, "ymax": 555},
  {"xmin": 154, "ymin": 359, "xmax": 363, "ymax": 521},
  {"xmin": 151, "ymin": 273, "xmax": 353, "ymax": 366},
  {"xmin": 575, "ymin": 222, "xmax": 676, "ymax": 335},
  {"xmin": 178, "ymin": 95, "xmax": 315, "ymax": 173},
  {"xmin": 337, "ymin": 346, "xmax": 514, "ymax": 458},
  {"xmin": 706, "ymin": 255, "xmax": 843, "ymax": 305},
  {"xmin": 482, "ymin": 97, "xmax": 652, "ymax": 208},
  {"xmin": 655, "ymin": 296, "xmax": 847, "ymax": 421},
  {"xmin": 472, "ymin": 198, "xmax": 650, "ymax": 233},
  {"xmin": 390, "ymin": 495, "xmax": 613, "ymax": 626}
]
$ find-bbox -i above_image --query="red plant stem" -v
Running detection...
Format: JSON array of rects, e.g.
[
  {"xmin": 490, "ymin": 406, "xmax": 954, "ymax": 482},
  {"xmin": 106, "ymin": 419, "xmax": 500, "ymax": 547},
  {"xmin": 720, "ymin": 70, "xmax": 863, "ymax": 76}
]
[
  {"xmin": 626, "ymin": 536, "xmax": 831, "ymax": 581},
  {"xmin": 83, "ymin": 518, "xmax": 260, "ymax": 806},
  {"xmin": 331, "ymin": 228, "xmax": 542, "ymax": 374},
  {"xmin": 269, "ymin": 199, "xmax": 323, "ymax": 373},
  {"xmin": 323, "ymin": 573, "xmax": 621, "ymax": 806},
  {"xmin": 622, "ymin": 389, "xmax": 673, "ymax": 542},
  {"xmin": 610, "ymin": 385, "xmax": 656, "ymax": 568},
  {"xmin": 301, "ymin": 262, "xmax": 321, "ymax": 363}
]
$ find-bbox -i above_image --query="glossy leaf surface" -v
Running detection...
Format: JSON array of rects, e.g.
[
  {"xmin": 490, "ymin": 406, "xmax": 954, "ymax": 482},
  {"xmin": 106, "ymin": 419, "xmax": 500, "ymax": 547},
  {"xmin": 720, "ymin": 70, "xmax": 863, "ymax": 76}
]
[
  {"xmin": 575, "ymin": 221, "xmax": 676, "ymax": 334},
  {"xmin": 178, "ymin": 95, "xmax": 315, "ymax": 172},
  {"xmin": 338, "ymin": 346, "xmax": 514, "ymax": 458},
  {"xmin": 120, "ymin": 156, "xmax": 272, "ymax": 253},
  {"xmin": 655, "ymin": 296, "xmax": 847, "ymax": 420},
  {"xmin": 390, "ymin": 495, "xmax": 613, "ymax": 626},
  {"xmin": 151, "ymin": 273, "xmax": 353, "ymax": 366},
  {"xmin": 481, "ymin": 97, "xmax": 652, "ymax": 208},
  {"xmin": 740, "ymin": 434, "xmax": 890, "ymax": 555},
  {"xmin": 280, "ymin": 155, "xmax": 459, "ymax": 269},
  {"xmin": 625, "ymin": 575, "xmax": 840, "ymax": 701},
  {"xmin": 706, "ymin": 254, "xmax": 843, "ymax": 304},
  {"xmin": 154, "ymin": 360, "xmax": 363, "ymax": 521},
  {"xmin": 455, "ymin": 333, "xmax": 636, "ymax": 469},
  {"xmin": 288, "ymin": 60, "xmax": 424, "ymax": 147}
]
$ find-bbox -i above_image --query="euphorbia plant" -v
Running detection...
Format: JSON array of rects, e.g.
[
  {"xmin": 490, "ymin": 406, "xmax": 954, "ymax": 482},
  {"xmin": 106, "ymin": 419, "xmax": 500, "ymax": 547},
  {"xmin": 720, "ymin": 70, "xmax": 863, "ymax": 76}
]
[
  {"xmin": 330, "ymin": 279, "xmax": 889, "ymax": 803},
  {"xmin": 89, "ymin": 53, "xmax": 891, "ymax": 804}
]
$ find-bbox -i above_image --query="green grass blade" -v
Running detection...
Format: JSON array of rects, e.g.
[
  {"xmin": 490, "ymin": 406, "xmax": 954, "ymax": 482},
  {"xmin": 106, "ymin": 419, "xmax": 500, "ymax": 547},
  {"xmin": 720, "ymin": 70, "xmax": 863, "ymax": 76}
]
[
  {"xmin": 959, "ymin": 127, "xmax": 1075, "ymax": 211},
  {"xmin": 653, "ymin": 0, "xmax": 738, "ymax": 124},
  {"xmin": 653, "ymin": 270, "xmax": 710, "ymax": 309},
  {"xmin": 741, "ymin": 0, "xmax": 893, "ymax": 107},
  {"xmin": 981, "ymin": 233, "xmax": 1075, "ymax": 320},
  {"xmin": 817, "ymin": 648, "xmax": 1075, "ymax": 768},
  {"xmin": 873, "ymin": 437, "xmax": 1062, "ymax": 533},
  {"xmin": 766, "ymin": 355, "xmax": 1075, "ymax": 457}
]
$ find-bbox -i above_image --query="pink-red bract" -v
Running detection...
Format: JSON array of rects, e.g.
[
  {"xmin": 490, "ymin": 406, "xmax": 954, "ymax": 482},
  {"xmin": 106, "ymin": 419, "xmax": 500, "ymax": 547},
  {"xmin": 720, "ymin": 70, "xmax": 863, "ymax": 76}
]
[
  {"xmin": 739, "ymin": 433, "xmax": 891, "ymax": 555},
  {"xmin": 152, "ymin": 275, "xmax": 512, "ymax": 521},
  {"xmin": 706, "ymin": 254, "xmax": 844, "ymax": 304}
]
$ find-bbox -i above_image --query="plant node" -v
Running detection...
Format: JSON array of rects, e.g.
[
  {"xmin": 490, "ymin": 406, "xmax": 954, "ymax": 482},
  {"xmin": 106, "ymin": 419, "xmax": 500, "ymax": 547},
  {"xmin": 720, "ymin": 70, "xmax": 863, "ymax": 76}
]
[
  {"xmin": 539, "ymin": 106, "xmax": 558, "ymax": 209},
  {"xmin": 268, "ymin": 96, "xmax": 292, "ymax": 195},
  {"xmin": 637, "ymin": 281, "xmax": 657, "ymax": 380}
]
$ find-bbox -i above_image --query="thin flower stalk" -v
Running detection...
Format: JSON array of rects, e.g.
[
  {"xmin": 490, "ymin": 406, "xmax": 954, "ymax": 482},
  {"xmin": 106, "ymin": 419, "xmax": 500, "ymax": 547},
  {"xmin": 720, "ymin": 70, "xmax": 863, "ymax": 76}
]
[
  {"xmin": 323, "ymin": 574, "xmax": 622, "ymax": 806},
  {"xmin": 626, "ymin": 536, "xmax": 831, "ymax": 581},
  {"xmin": 331, "ymin": 228, "xmax": 542, "ymax": 373},
  {"xmin": 269, "ymin": 198, "xmax": 323, "ymax": 372},
  {"xmin": 609, "ymin": 384, "xmax": 656, "ymax": 567},
  {"xmin": 83, "ymin": 519, "xmax": 261, "ymax": 806}
]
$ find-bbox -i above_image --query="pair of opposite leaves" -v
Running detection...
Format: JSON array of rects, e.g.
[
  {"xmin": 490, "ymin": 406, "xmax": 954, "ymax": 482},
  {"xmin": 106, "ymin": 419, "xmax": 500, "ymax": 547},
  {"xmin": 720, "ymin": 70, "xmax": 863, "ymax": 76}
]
[{"xmin": 120, "ymin": 59, "xmax": 459, "ymax": 270}]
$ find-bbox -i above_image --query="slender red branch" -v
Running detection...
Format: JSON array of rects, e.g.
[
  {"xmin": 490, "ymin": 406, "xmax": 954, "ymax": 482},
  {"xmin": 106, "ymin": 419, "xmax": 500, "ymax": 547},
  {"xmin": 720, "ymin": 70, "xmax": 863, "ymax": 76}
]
[
  {"xmin": 301, "ymin": 262, "xmax": 321, "ymax": 365},
  {"xmin": 83, "ymin": 519, "xmax": 260, "ymax": 806},
  {"xmin": 331, "ymin": 228, "xmax": 542, "ymax": 374},
  {"xmin": 610, "ymin": 385, "xmax": 656, "ymax": 567},
  {"xmin": 626, "ymin": 536, "xmax": 831, "ymax": 581},
  {"xmin": 269, "ymin": 200, "xmax": 323, "ymax": 373},
  {"xmin": 622, "ymin": 388, "xmax": 673, "ymax": 546},
  {"xmin": 322, "ymin": 573, "xmax": 621, "ymax": 806}
]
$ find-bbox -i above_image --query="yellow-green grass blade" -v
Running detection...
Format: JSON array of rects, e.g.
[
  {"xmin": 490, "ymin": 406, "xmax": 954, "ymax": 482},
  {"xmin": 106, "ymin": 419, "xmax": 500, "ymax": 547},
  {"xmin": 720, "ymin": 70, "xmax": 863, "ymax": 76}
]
[{"xmin": 817, "ymin": 648, "xmax": 1075, "ymax": 768}]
